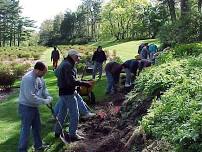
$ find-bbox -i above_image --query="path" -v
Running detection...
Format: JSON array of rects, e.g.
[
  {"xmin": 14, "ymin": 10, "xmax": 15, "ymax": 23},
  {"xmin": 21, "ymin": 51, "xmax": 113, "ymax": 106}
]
[{"xmin": 40, "ymin": 48, "xmax": 53, "ymax": 66}]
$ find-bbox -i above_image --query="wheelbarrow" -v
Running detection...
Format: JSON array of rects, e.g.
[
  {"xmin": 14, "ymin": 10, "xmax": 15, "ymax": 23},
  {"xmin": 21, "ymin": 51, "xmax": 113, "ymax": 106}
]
[{"xmin": 77, "ymin": 65, "xmax": 96, "ymax": 104}]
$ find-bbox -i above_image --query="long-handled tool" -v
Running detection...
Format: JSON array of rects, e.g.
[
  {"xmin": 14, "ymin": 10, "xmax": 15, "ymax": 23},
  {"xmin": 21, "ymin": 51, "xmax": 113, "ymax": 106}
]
[{"xmin": 46, "ymin": 103, "xmax": 69, "ymax": 143}]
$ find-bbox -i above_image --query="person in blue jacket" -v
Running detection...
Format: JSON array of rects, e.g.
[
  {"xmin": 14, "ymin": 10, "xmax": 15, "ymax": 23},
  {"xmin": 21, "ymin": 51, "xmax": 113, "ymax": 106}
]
[{"xmin": 148, "ymin": 43, "xmax": 158, "ymax": 63}]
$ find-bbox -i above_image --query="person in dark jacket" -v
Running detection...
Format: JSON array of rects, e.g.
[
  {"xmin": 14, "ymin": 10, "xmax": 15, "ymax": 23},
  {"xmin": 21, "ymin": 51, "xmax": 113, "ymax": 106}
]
[
  {"xmin": 92, "ymin": 46, "xmax": 107, "ymax": 80},
  {"xmin": 122, "ymin": 59, "xmax": 139, "ymax": 87},
  {"xmin": 140, "ymin": 43, "xmax": 149, "ymax": 59},
  {"xmin": 138, "ymin": 43, "xmax": 145, "ymax": 54},
  {"xmin": 51, "ymin": 47, "xmax": 60, "ymax": 70},
  {"xmin": 54, "ymin": 49, "xmax": 95, "ymax": 143},
  {"xmin": 105, "ymin": 61, "xmax": 123, "ymax": 95}
]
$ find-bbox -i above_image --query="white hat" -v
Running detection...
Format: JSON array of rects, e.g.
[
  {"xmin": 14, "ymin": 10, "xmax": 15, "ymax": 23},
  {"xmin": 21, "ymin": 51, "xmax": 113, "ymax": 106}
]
[{"xmin": 65, "ymin": 49, "xmax": 80, "ymax": 57}]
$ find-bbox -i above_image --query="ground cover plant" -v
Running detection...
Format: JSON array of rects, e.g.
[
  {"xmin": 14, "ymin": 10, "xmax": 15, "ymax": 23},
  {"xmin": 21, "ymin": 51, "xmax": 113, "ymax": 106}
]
[{"xmin": 123, "ymin": 42, "xmax": 202, "ymax": 151}]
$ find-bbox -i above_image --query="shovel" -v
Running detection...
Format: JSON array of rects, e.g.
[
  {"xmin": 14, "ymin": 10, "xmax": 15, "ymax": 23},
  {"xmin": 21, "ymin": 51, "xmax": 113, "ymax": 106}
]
[{"xmin": 46, "ymin": 103, "xmax": 69, "ymax": 144}]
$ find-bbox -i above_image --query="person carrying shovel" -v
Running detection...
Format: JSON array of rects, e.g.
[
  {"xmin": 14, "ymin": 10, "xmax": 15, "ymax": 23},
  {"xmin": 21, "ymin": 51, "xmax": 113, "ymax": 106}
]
[
  {"xmin": 18, "ymin": 61, "xmax": 53, "ymax": 152},
  {"xmin": 54, "ymin": 49, "xmax": 96, "ymax": 143}
]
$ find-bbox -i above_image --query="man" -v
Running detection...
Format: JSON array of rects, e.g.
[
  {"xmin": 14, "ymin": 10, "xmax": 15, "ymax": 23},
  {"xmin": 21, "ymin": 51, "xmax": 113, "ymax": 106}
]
[
  {"xmin": 122, "ymin": 59, "xmax": 139, "ymax": 87},
  {"xmin": 138, "ymin": 43, "xmax": 145, "ymax": 54},
  {"xmin": 105, "ymin": 61, "xmax": 123, "ymax": 95},
  {"xmin": 92, "ymin": 46, "xmax": 107, "ymax": 80},
  {"xmin": 54, "ymin": 49, "xmax": 95, "ymax": 143},
  {"xmin": 18, "ymin": 61, "xmax": 53, "ymax": 152},
  {"xmin": 140, "ymin": 43, "xmax": 149, "ymax": 59},
  {"xmin": 51, "ymin": 46, "xmax": 60, "ymax": 70},
  {"xmin": 148, "ymin": 43, "xmax": 158, "ymax": 63}
]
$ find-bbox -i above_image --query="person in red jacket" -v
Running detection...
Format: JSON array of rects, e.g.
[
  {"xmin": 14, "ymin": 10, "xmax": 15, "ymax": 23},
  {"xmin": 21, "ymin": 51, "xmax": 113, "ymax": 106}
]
[{"xmin": 51, "ymin": 47, "xmax": 60, "ymax": 70}]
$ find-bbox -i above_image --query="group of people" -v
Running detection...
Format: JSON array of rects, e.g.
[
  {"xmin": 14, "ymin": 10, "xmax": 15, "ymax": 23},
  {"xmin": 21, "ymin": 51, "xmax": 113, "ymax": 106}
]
[
  {"xmin": 18, "ymin": 43, "xmax": 157, "ymax": 152},
  {"xmin": 18, "ymin": 49, "xmax": 95, "ymax": 152},
  {"xmin": 92, "ymin": 44, "xmax": 157, "ymax": 95},
  {"xmin": 138, "ymin": 42, "xmax": 158, "ymax": 63}
]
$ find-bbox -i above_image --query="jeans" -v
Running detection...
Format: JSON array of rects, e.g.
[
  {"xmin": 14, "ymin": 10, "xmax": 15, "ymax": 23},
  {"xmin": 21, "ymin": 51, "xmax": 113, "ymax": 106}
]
[
  {"xmin": 106, "ymin": 71, "xmax": 115, "ymax": 93},
  {"xmin": 92, "ymin": 62, "xmax": 103, "ymax": 79},
  {"xmin": 54, "ymin": 93, "xmax": 89, "ymax": 136},
  {"xmin": 18, "ymin": 104, "xmax": 42, "ymax": 152}
]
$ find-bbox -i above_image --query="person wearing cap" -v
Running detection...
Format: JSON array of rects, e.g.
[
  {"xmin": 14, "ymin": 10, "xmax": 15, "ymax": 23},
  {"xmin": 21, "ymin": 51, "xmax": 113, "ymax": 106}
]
[
  {"xmin": 18, "ymin": 61, "xmax": 53, "ymax": 152},
  {"xmin": 54, "ymin": 49, "xmax": 96, "ymax": 142},
  {"xmin": 92, "ymin": 46, "xmax": 107, "ymax": 80}
]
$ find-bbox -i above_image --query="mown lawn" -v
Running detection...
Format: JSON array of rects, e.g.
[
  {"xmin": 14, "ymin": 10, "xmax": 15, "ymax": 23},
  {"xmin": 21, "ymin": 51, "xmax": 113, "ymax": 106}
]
[{"xmin": 92, "ymin": 39, "xmax": 159, "ymax": 61}]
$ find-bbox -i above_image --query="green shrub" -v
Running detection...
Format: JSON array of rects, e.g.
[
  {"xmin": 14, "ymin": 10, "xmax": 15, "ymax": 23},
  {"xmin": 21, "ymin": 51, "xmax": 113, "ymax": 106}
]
[
  {"xmin": 12, "ymin": 63, "xmax": 31, "ymax": 77},
  {"xmin": 0, "ymin": 65, "xmax": 17, "ymax": 88},
  {"xmin": 138, "ymin": 58, "xmax": 202, "ymax": 151},
  {"xmin": 155, "ymin": 51, "xmax": 174, "ymax": 65},
  {"xmin": 174, "ymin": 43, "xmax": 202, "ymax": 57}
]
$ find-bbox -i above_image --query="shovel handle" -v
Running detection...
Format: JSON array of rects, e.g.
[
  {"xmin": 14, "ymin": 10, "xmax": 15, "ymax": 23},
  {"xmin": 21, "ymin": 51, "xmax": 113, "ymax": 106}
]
[{"xmin": 47, "ymin": 103, "xmax": 54, "ymax": 115}]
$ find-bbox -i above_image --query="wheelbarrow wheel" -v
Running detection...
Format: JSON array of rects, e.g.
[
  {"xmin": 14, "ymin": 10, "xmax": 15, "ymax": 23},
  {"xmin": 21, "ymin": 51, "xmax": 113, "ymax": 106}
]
[{"xmin": 88, "ymin": 91, "xmax": 95, "ymax": 104}]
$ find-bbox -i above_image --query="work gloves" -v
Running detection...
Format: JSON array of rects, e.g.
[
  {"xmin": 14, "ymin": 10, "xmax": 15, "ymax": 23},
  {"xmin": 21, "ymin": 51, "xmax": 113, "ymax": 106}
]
[
  {"xmin": 32, "ymin": 93, "xmax": 53, "ymax": 105},
  {"xmin": 43, "ymin": 96, "xmax": 53, "ymax": 105}
]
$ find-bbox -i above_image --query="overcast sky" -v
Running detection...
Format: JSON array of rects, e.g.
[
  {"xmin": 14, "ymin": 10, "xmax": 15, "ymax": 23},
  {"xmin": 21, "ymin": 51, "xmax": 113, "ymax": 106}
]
[{"xmin": 19, "ymin": 0, "xmax": 110, "ymax": 29}]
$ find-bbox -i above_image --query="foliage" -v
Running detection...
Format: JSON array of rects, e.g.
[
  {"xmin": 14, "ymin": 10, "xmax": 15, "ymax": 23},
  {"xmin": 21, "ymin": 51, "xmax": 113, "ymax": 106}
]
[
  {"xmin": 158, "ymin": 13, "xmax": 202, "ymax": 44},
  {"xmin": 0, "ymin": 0, "xmax": 35, "ymax": 47},
  {"xmin": 141, "ymin": 57, "xmax": 202, "ymax": 151},
  {"xmin": 0, "ymin": 46, "xmax": 47, "ymax": 61},
  {"xmin": 174, "ymin": 43, "xmax": 202, "ymax": 57},
  {"xmin": 12, "ymin": 63, "xmax": 31, "ymax": 77},
  {"xmin": 0, "ymin": 65, "xmax": 16, "ymax": 88},
  {"xmin": 125, "ymin": 43, "xmax": 202, "ymax": 151}
]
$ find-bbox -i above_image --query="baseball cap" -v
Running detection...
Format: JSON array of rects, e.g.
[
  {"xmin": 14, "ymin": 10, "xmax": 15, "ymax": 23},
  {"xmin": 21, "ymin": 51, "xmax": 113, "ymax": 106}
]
[{"xmin": 65, "ymin": 49, "xmax": 81, "ymax": 58}]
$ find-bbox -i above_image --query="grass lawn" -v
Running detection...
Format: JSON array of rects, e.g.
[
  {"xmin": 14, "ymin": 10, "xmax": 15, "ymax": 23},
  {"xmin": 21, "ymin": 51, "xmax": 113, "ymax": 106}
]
[{"xmin": 91, "ymin": 39, "xmax": 159, "ymax": 61}]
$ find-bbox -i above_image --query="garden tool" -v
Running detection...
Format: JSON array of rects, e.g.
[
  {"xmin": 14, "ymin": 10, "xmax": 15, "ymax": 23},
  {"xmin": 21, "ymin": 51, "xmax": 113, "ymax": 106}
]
[{"xmin": 46, "ymin": 103, "xmax": 68, "ymax": 144}]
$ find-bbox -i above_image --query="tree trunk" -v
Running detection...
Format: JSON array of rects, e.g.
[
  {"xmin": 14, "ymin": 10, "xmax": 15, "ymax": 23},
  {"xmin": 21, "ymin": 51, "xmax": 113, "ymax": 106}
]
[
  {"xmin": 198, "ymin": 0, "xmax": 202, "ymax": 40},
  {"xmin": 167, "ymin": 0, "xmax": 176, "ymax": 22},
  {"xmin": 181, "ymin": 0, "xmax": 190, "ymax": 18}
]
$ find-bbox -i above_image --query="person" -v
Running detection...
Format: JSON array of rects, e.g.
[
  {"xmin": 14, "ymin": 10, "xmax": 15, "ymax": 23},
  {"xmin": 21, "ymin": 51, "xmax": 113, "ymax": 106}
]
[
  {"xmin": 138, "ymin": 43, "xmax": 145, "ymax": 54},
  {"xmin": 140, "ymin": 43, "xmax": 149, "ymax": 59},
  {"xmin": 105, "ymin": 61, "xmax": 123, "ymax": 95},
  {"xmin": 54, "ymin": 49, "xmax": 95, "ymax": 143},
  {"xmin": 51, "ymin": 46, "xmax": 60, "ymax": 70},
  {"xmin": 18, "ymin": 61, "xmax": 53, "ymax": 152},
  {"xmin": 148, "ymin": 43, "xmax": 158, "ymax": 63},
  {"xmin": 122, "ymin": 59, "xmax": 139, "ymax": 87},
  {"xmin": 92, "ymin": 46, "xmax": 107, "ymax": 80}
]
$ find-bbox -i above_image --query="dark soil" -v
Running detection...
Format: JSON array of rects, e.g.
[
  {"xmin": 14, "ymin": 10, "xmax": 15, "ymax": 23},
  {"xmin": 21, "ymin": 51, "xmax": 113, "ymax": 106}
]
[{"xmin": 64, "ymin": 92, "xmax": 153, "ymax": 152}]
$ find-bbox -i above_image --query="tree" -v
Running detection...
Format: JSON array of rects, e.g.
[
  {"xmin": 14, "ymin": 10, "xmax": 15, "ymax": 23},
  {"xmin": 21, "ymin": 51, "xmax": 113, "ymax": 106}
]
[{"xmin": 0, "ymin": 0, "xmax": 35, "ymax": 46}]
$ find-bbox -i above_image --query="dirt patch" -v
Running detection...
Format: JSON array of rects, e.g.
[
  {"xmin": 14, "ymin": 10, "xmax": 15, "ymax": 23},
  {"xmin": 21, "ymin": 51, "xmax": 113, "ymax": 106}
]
[{"xmin": 63, "ymin": 92, "xmax": 153, "ymax": 152}]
